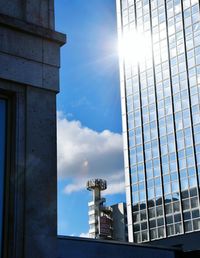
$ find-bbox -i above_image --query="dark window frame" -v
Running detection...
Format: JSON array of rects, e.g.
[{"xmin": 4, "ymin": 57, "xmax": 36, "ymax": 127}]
[
  {"xmin": 0, "ymin": 96, "xmax": 7, "ymax": 258},
  {"xmin": 0, "ymin": 91, "xmax": 15, "ymax": 258}
]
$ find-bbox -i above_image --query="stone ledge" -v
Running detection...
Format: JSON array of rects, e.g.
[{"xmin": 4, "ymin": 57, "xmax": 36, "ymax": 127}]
[
  {"xmin": 0, "ymin": 13, "xmax": 66, "ymax": 45},
  {"xmin": 0, "ymin": 52, "xmax": 59, "ymax": 92},
  {"xmin": 0, "ymin": 26, "xmax": 61, "ymax": 67}
]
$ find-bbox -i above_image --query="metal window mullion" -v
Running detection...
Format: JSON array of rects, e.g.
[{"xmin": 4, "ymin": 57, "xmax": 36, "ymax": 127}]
[
  {"xmin": 148, "ymin": 0, "xmax": 168, "ymax": 239},
  {"xmin": 118, "ymin": 0, "xmax": 135, "ymax": 242},
  {"xmin": 164, "ymin": 0, "xmax": 186, "ymax": 235},
  {"xmin": 134, "ymin": 0, "xmax": 150, "ymax": 243},
  {"xmin": 180, "ymin": 0, "xmax": 200, "ymax": 220}
]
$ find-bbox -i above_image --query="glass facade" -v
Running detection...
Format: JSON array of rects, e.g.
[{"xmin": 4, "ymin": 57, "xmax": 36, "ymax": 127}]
[
  {"xmin": 117, "ymin": 0, "xmax": 200, "ymax": 243},
  {"xmin": 0, "ymin": 98, "xmax": 6, "ymax": 256}
]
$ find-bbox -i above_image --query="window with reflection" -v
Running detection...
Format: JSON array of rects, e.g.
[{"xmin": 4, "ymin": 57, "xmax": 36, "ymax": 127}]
[{"xmin": 0, "ymin": 98, "xmax": 6, "ymax": 257}]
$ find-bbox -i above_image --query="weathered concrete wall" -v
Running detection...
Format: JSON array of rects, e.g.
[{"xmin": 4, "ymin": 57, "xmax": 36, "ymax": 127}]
[
  {"xmin": 0, "ymin": 14, "xmax": 64, "ymax": 91},
  {"xmin": 0, "ymin": 80, "xmax": 59, "ymax": 258},
  {"xmin": 24, "ymin": 87, "xmax": 57, "ymax": 258},
  {"xmin": 0, "ymin": 1, "xmax": 65, "ymax": 257},
  {"xmin": 0, "ymin": 0, "xmax": 55, "ymax": 29},
  {"xmin": 58, "ymin": 237, "xmax": 183, "ymax": 258}
]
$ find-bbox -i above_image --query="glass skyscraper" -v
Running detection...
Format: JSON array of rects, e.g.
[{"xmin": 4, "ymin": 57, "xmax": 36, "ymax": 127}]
[{"xmin": 116, "ymin": 0, "xmax": 200, "ymax": 244}]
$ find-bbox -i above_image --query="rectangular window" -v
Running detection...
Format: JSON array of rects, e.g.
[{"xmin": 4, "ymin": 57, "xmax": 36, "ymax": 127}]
[{"xmin": 0, "ymin": 98, "xmax": 6, "ymax": 257}]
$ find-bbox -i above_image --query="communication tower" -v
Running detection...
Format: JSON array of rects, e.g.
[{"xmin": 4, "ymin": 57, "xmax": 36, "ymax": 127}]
[{"xmin": 87, "ymin": 179, "xmax": 112, "ymax": 239}]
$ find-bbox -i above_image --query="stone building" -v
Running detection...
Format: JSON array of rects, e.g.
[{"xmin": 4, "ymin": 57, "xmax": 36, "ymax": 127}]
[{"xmin": 0, "ymin": 1, "xmax": 65, "ymax": 257}]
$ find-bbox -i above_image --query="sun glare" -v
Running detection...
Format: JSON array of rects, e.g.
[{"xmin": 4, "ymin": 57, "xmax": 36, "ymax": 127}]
[{"xmin": 119, "ymin": 30, "xmax": 152, "ymax": 65}]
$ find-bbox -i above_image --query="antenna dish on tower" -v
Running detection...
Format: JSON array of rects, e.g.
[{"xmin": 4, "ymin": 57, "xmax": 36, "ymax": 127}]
[{"xmin": 86, "ymin": 179, "xmax": 107, "ymax": 191}]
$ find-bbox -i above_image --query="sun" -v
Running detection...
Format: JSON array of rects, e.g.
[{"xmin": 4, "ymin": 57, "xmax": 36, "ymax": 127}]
[{"xmin": 118, "ymin": 30, "xmax": 152, "ymax": 65}]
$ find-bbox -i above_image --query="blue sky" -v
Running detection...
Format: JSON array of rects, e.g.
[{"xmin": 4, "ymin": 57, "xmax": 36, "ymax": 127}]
[{"xmin": 55, "ymin": 0, "xmax": 125, "ymax": 237}]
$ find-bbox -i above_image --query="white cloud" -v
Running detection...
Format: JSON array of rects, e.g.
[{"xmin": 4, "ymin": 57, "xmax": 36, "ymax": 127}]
[
  {"xmin": 79, "ymin": 232, "xmax": 90, "ymax": 238},
  {"xmin": 57, "ymin": 112, "xmax": 125, "ymax": 195}
]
